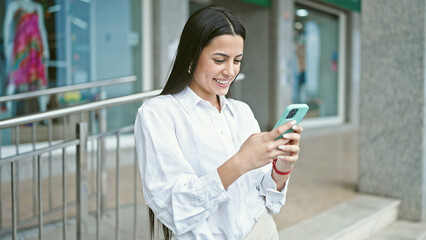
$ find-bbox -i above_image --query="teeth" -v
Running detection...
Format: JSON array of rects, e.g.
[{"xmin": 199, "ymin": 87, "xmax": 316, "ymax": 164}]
[{"xmin": 214, "ymin": 79, "xmax": 229, "ymax": 84}]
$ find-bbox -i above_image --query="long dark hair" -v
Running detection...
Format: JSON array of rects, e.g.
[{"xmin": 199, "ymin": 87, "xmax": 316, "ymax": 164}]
[
  {"xmin": 151, "ymin": 5, "xmax": 246, "ymax": 240},
  {"xmin": 160, "ymin": 5, "xmax": 246, "ymax": 96}
]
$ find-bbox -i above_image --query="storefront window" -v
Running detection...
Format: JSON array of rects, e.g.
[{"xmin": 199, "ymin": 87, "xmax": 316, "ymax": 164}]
[
  {"xmin": 0, "ymin": 0, "xmax": 142, "ymax": 125},
  {"xmin": 293, "ymin": 2, "xmax": 345, "ymax": 121}
]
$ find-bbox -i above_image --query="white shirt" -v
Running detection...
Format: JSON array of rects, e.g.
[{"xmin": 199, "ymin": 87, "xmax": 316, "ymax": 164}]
[{"xmin": 134, "ymin": 87, "xmax": 289, "ymax": 240}]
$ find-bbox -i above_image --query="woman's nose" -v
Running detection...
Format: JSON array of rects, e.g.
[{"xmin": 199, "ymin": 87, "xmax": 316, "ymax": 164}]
[{"xmin": 223, "ymin": 63, "xmax": 235, "ymax": 78}]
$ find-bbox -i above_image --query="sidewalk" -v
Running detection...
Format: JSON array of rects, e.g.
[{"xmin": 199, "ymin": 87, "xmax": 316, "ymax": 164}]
[{"xmin": 274, "ymin": 128, "xmax": 359, "ymax": 230}]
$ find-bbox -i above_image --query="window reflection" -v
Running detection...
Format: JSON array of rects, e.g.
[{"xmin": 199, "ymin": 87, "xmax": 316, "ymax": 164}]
[{"xmin": 293, "ymin": 3, "xmax": 339, "ymax": 119}]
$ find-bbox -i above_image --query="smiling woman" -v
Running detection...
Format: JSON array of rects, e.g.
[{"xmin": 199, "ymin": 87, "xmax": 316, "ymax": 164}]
[
  {"xmin": 189, "ymin": 34, "xmax": 244, "ymax": 111},
  {"xmin": 134, "ymin": 5, "xmax": 304, "ymax": 240},
  {"xmin": 160, "ymin": 5, "xmax": 246, "ymax": 99}
]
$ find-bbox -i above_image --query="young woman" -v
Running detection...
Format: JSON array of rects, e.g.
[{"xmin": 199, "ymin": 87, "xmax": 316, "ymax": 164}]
[{"xmin": 134, "ymin": 6, "xmax": 303, "ymax": 240}]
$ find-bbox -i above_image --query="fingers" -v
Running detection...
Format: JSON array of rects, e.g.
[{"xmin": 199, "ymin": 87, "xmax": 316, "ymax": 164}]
[
  {"xmin": 270, "ymin": 121, "xmax": 304, "ymax": 142},
  {"xmin": 270, "ymin": 120, "xmax": 296, "ymax": 140},
  {"xmin": 282, "ymin": 132, "xmax": 300, "ymax": 141},
  {"xmin": 271, "ymin": 130, "xmax": 301, "ymax": 152},
  {"xmin": 278, "ymin": 132, "xmax": 301, "ymax": 145},
  {"xmin": 292, "ymin": 124, "xmax": 304, "ymax": 134},
  {"xmin": 276, "ymin": 154, "xmax": 299, "ymax": 164},
  {"xmin": 268, "ymin": 144, "xmax": 299, "ymax": 161},
  {"xmin": 277, "ymin": 144, "xmax": 299, "ymax": 156},
  {"xmin": 251, "ymin": 122, "xmax": 303, "ymax": 165}
]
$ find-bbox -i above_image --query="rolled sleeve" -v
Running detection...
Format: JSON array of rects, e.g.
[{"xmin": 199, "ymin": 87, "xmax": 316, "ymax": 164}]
[
  {"xmin": 168, "ymin": 170, "xmax": 229, "ymax": 234},
  {"xmin": 259, "ymin": 167, "xmax": 289, "ymax": 214}
]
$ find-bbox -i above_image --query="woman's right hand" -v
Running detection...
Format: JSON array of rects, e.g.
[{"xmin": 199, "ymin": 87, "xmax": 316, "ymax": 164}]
[
  {"xmin": 236, "ymin": 120, "xmax": 296, "ymax": 173},
  {"xmin": 218, "ymin": 120, "xmax": 295, "ymax": 190}
]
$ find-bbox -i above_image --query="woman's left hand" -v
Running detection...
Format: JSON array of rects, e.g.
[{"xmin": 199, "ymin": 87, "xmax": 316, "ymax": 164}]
[{"xmin": 274, "ymin": 124, "xmax": 304, "ymax": 172}]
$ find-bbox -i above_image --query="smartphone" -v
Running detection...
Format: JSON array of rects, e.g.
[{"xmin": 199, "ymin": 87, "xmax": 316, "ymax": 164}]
[{"xmin": 274, "ymin": 104, "xmax": 309, "ymax": 139}]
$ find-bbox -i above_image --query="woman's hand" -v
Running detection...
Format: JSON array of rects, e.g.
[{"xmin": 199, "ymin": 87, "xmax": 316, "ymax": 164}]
[
  {"xmin": 236, "ymin": 120, "xmax": 298, "ymax": 173},
  {"xmin": 271, "ymin": 123, "xmax": 303, "ymax": 191},
  {"xmin": 274, "ymin": 124, "xmax": 303, "ymax": 172},
  {"xmin": 218, "ymin": 120, "xmax": 303, "ymax": 190}
]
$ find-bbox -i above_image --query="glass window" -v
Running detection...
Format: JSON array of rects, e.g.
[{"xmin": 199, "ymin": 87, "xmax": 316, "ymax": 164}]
[
  {"xmin": 0, "ymin": 0, "xmax": 142, "ymax": 128},
  {"xmin": 293, "ymin": 3, "xmax": 343, "ymax": 120}
]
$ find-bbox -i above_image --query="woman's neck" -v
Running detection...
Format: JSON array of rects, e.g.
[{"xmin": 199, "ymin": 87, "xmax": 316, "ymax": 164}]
[{"xmin": 188, "ymin": 85, "xmax": 222, "ymax": 112}]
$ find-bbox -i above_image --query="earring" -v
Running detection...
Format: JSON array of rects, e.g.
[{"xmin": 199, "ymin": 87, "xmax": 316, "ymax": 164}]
[{"xmin": 188, "ymin": 65, "xmax": 191, "ymax": 74}]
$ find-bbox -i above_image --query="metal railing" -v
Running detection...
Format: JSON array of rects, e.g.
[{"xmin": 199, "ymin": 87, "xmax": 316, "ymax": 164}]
[
  {"xmin": 0, "ymin": 88, "xmax": 161, "ymax": 240},
  {"xmin": 0, "ymin": 75, "xmax": 136, "ymax": 103}
]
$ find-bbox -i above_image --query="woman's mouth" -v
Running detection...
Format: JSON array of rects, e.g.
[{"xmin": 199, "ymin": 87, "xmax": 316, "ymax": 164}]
[{"xmin": 214, "ymin": 78, "xmax": 230, "ymax": 86}]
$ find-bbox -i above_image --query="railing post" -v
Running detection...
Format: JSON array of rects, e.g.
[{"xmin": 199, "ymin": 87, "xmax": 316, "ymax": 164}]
[
  {"xmin": 99, "ymin": 89, "xmax": 108, "ymax": 216},
  {"xmin": 76, "ymin": 122, "xmax": 88, "ymax": 240},
  {"xmin": 100, "ymin": 138, "xmax": 108, "ymax": 216},
  {"xmin": 0, "ymin": 130, "xmax": 2, "ymax": 231},
  {"xmin": 11, "ymin": 162, "xmax": 17, "ymax": 240}
]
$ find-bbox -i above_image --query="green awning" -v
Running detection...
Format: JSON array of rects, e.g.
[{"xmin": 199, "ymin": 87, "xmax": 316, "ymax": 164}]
[
  {"xmin": 240, "ymin": 0, "xmax": 361, "ymax": 12},
  {"xmin": 239, "ymin": 0, "xmax": 271, "ymax": 7},
  {"xmin": 319, "ymin": 0, "xmax": 361, "ymax": 12}
]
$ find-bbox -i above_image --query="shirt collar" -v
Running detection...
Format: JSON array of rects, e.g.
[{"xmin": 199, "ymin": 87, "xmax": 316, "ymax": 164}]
[
  {"xmin": 218, "ymin": 94, "xmax": 235, "ymax": 116},
  {"xmin": 173, "ymin": 86, "xmax": 235, "ymax": 115}
]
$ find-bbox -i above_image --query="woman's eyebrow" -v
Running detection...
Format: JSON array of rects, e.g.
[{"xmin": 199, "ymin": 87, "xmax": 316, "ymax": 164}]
[{"xmin": 213, "ymin": 53, "xmax": 244, "ymax": 58}]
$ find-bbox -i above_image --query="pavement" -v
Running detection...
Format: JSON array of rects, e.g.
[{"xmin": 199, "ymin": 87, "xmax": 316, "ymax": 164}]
[{"xmin": 275, "ymin": 127, "xmax": 360, "ymax": 229}]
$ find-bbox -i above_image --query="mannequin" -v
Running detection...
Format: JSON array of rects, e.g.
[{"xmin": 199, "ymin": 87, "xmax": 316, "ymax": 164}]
[{"xmin": 3, "ymin": 0, "xmax": 49, "ymax": 114}]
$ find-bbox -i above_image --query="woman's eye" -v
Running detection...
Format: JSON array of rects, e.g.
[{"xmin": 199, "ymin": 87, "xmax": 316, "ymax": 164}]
[
  {"xmin": 234, "ymin": 59, "xmax": 242, "ymax": 63},
  {"xmin": 214, "ymin": 59, "xmax": 225, "ymax": 63}
]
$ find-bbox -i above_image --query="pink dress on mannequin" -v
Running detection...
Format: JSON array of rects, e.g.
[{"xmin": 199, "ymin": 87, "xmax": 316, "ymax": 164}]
[{"xmin": 10, "ymin": 8, "xmax": 46, "ymax": 92}]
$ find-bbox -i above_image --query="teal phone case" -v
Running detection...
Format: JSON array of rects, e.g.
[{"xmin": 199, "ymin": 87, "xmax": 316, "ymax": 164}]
[{"xmin": 274, "ymin": 104, "xmax": 309, "ymax": 139}]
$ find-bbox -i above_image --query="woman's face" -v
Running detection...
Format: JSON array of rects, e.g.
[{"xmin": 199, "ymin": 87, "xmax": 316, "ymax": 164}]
[{"xmin": 189, "ymin": 34, "xmax": 244, "ymax": 105}]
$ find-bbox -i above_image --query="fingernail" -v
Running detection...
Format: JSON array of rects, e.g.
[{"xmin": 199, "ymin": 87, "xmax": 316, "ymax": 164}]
[
  {"xmin": 292, "ymin": 125, "xmax": 297, "ymax": 130},
  {"xmin": 276, "ymin": 155, "xmax": 285, "ymax": 160},
  {"xmin": 282, "ymin": 134, "xmax": 289, "ymax": 139},
  {"xmin": 278, "ymin": 145, "xmax": 286, "ymax": 150},
  {"xmin": 291, "ymin": 120, "xmax": 297, "ymax": 125}
]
